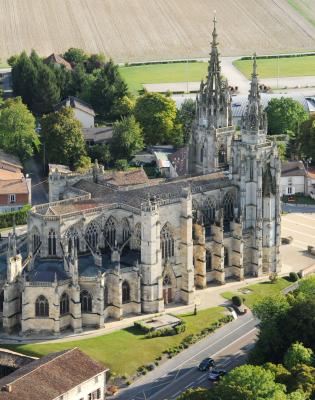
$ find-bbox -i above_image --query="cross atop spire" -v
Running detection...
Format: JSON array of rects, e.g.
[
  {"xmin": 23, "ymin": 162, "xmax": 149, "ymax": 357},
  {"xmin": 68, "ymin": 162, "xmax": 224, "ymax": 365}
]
[{"xmin": 212, "ymin": 13, "xmax": 218, "ymax": 47}]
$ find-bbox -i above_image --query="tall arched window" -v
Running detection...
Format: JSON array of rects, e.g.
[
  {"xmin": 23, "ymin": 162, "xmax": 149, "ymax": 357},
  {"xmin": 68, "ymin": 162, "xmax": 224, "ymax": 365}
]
[
  {"xmin": 122, "ymin": 218, "xmax": 131, "ymax": 243},
  {"xmin": 0, "ymin": 291, "xmax": 4, "ymax": 313},
  {"xmin": 218, "ymin": 144, "xmax": 226, "ymax": 165},
  {"xmin": 223, "ymin": 192, "xmax": 234, "ymax": 232},
  {"xmin": 202, "ymin": 197, "xmax": 216, "ymax": 236},
  {"xmin": 224, "ymin": 247, "xmax": 229, "ymax": 267},
  {"xmin": 122, "ymin": 281, "xmax": 130, "ymax": 304},
  {"xmin": 60, "ymin": 292, "xmax": 69, "ymax": 316},
  {"xmin": 206, "ymin": 251, "xmax": 212, "ymax": 271},
  {"xmin": 163, "ymin": 275, "xmax": 172, "ymax": 287},
  {"xmin": 160, "ymin": 223, "xmax": 175, "ymax": 260},
  {"xmin": 80, "ymin": 290, "xmax": 92, "ymax": 313},
  {"xmin": 134, "ymin": 223, "xmax": 141, "ymax": 249},
  {"xmin": 104, "ymin": 217, "xmax": 116, "ymax": 247},
  {"xmin": 35, "ymin": 295, "xmax": 49, "ymax": 317},
  {"xmin": 48, "ymin": 229, "xmax": 56, "ymax": 256},
  {"xmin": 66, "ymin": 228, "xmax": 80, "ymax": 254},
  {"xmin": 104, "ymin": 286, "xmax": 109, "ymax": 307},
  {"xmin": 32, "ymin": 227, "xmax": 41, "ymax": 253},
  {"xmin": 200, "ymin": 145, "xmax": 204, "ymax": 163},
  {"xmin": 85, "ymin": 222, "xmax": 99, "ymax": 250}
]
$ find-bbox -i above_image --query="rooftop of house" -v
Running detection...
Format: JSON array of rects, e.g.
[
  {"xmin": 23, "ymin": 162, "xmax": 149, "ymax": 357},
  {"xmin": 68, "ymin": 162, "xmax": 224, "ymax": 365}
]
[
  {"xmin": 168, "ymin": 147, "xmax": 188, "ymax": 176},
  {"xmin": 0, "ymin": 348, "xmax": 107, "ymax": 400},
  {"xmin": 307, "ymin": 167, "xmax": 315, "ymax": 180},
  {"xmin": 83, "ymin": 126, "xmax": 113, "ymax": 144},
  {"xmin": 0, "ymin": 151, "xmax": 22, "ymax": 171},
  {"xmin": 281, "ymin": 161, "xmax": 306, "ymax": 177},
  {"xmin": 44, "ymin": 53, "xmax": 72, "ymax": 70},
  {"xmin": 54, "ymin": 96, "xmax": 95, "ymax": 116},
  {"xmin": 0, "ymin": 176, "xmax": 29, "ymax": 196}
]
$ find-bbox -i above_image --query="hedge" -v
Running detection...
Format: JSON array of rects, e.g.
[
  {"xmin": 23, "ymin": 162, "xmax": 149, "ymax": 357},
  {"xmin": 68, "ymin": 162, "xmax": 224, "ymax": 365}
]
[
  {"xmin": 0, "ymin": 205, "xmax": 31, "ymax": 229},
  {"xmin": 124, "ymin": 59, "xmax": 199, "ymax": 67},
  {"xmin": 240, "ymin": 52, "xmax": 315, "ymax": 61}
]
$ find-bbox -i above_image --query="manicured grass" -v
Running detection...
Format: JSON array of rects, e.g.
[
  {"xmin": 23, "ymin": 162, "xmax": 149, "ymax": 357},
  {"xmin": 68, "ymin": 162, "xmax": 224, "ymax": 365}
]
[
  {"xmin": 221, "ymin": 278, "xmax": 292, "ymax": 308},
  {"xmin": 2, "ymin": 307, "xmax": 224, "ymax": 376},
  {"xmin": 233, "ymin": 56, "xmax": 315, "ymax": 79},
  {"xmin": 119, "ymin": 62, "xmax": 208, "ymax": 94}
]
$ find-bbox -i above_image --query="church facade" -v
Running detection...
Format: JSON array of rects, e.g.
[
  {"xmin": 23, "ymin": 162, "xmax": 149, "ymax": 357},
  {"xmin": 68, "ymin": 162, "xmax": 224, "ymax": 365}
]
[{"xmin": 0, "ymin": 21, "xmax": 281, "ymax": 335}]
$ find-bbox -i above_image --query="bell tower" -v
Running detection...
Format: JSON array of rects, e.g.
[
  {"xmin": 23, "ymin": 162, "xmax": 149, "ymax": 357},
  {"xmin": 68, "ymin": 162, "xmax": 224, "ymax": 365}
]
[{"xmin": 188, "ymin": 17, "xmax": 234, "ymax": 175}]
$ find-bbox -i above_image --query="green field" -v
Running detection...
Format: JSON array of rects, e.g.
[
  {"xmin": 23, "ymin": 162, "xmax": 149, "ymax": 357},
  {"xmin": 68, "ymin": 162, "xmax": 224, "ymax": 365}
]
[
  {"xmin": 119, "ymin": 62, "xmax": 208, "ymax": 94},
  {"xmin": 233, "ymin": 55, "xmax": 315, "ymax": 79},
  {"xmin": 221, "ymin": 278, "xmax": 292, "ymax": 309},
  {"xmin": 2, "ymin": 307, "xmax": 223, "ymax": 376}
]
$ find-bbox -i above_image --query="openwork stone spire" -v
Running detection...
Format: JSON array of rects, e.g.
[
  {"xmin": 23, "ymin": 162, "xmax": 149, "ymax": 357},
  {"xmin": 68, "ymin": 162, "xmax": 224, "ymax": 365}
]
[
  {"xmin": 242, "ymin": 54, "xmax": 267, "ymax": 134},
  {"xmin": 196, "ymin": 17, "xmax": 232, "ymax": 129}
]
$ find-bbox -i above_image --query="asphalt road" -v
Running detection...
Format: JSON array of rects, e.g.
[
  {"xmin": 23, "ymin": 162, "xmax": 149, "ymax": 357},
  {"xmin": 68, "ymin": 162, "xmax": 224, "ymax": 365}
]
[{"xmin": 113, "ymin": 312, "xmax": 258, "ymax": 400}]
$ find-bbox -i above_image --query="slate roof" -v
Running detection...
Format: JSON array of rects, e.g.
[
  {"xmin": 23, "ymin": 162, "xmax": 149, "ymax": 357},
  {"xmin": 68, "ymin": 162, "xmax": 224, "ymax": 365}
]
[
  {"xmin": 28, "ymin": 259, "xmax": 69, "ymax": 282},
  {"xmin": 0, "ymin": 151, "xmax": 22, "ymax": 170},
  {"xmin": 0, "ymin": 348, "xmax": 107, "ymax": 400},
  {"xmin": 83, "ymin": 126, "xmax": 113, "ymax": 144},
  {"xmin": 281, "ymin": 161, "xmax": 306, "ymax": 177},
  {"xmin": 54, "ymin": 96, "xmax": 95, "ymax": 116}
]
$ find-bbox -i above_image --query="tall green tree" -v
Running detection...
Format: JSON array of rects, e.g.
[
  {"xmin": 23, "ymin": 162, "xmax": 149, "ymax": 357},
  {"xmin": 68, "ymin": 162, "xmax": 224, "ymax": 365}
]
[
  {"xmin": 266, "ymin": 98, "xmax": 308, "ymax": 137},
  {"xmin": 0, "ymin": 97, "xmax": 39, "ymax": 160},
  {"xmin": 111, "ymin": 116, "xmax": 144, "ymax": 160},
  {"xmin": 86, "ymin": 53, "xmax": 106, "ymax": 73},
  {"xmin": 68, "ymin": 64, "xmax": 89, "ymax": 98},
  {"xmin": 89, "ymin": 60, "xmax": 128, "ymax": 119},
  {"xmin": 32, "ymin": 63, "xmax": 60, "ymax": 114},
  {"xmin": 177, "ymin": 98, "xmax": 196, "ymax": 143},
  {"xmin": 298, "ymin": 115, "xmax": 315, "ymax": 162},
  {"xmin": 41, "ymin": 107, "xmax": 87, "ymax": 168},
  {"xmin": 134, "ymin": 92, "xmax": 183, "ymax": 146}
]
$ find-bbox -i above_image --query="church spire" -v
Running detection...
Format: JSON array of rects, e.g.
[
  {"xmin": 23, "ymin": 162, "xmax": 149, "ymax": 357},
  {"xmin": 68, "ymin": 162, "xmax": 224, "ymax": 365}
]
[
  {"xmin": 242, "ymin": 53, "xmax": 267, "ymax": 136},
  {"xmin": 206, "ymin": 15, "xmax": 222, "ymax": 100}
]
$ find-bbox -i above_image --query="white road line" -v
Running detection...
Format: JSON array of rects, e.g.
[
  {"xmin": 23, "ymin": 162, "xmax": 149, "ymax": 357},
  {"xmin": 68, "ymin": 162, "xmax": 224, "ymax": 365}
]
[
  {"xmin": 171, "ymin": 391, "xmax": 182, "ymax": 399},
  {"xmin": 196, "ymin": 375, "xmax": 206, "ymax": 383},
  {"xmin": 184, "ymin": 382, "xmax": 193, "ymax": 389},
  {"xmin": 148, "ymin": 325, "xmax": 258, "ymax": 399}
]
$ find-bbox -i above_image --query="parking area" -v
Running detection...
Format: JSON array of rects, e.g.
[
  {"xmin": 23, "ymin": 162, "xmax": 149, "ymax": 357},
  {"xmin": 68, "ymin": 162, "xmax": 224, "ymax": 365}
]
[{"xmin": 281, "ymin": 212, "xmax": 315, "ymax": 274}]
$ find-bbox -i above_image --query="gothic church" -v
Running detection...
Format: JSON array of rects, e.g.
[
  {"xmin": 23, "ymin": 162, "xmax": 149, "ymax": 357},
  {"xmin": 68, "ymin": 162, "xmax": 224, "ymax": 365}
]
[{"xmin": 1, "ymin": 20, "xmax": 281, "ymax": 334}]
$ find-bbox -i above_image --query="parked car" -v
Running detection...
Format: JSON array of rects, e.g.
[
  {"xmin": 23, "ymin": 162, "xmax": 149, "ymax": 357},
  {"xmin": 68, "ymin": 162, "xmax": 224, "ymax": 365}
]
[
  {"xmin": 198, "ymin": 357, "xmax": 215, "ymax": 371},
  {"xmin": 208, "ymin": 369, "xmax": 226, "ymax": 381}
]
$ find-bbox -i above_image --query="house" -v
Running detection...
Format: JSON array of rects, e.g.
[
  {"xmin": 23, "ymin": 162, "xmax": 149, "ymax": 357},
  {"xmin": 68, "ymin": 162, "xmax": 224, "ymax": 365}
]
[
  {"xmin": 0, "ymin": 151, "xmax": 31, "ymax": 213},
  {"xmin": 280, "ymin": 160, "xmax": 307, "ymax": 196},
  {"xmin": 83, "ymin": 126, "xmax": 113, "ymax": 146},
  {"xmin": 0, "ymin": 348, "xmax": 108, "ymax": 400},
  {"xmin": 306, "ymin": 167, "xmax": 315, "ymax": 199},
  {"xmin": 44, "ymin": 53, "xmax": 72, "ymax": 71},
  {"xmin": 54, "ymin": 97, "xmax": 95, "ymax": 129},
  {"xmin": 168, "ymin": 147, "xmax": 188, "ymax": 177}
]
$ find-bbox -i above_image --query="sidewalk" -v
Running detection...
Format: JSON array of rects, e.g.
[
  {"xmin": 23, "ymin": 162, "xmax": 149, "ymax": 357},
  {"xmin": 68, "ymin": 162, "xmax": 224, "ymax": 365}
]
[{"xmin": 0, "ymin": 273, "xmax": 275, "ymax": 345}]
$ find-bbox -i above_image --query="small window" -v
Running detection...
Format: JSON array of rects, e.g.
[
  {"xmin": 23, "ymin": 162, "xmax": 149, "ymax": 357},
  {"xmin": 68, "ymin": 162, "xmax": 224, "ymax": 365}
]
[{"xmin": 9, "ymin": 194, "xmax": 16, "ymax": 203}]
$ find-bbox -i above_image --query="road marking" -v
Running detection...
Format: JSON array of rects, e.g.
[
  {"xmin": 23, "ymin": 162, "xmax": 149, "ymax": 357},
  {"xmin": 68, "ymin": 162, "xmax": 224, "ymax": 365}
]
[
  {"xmin": 148, "ymin": 325, "xmax": 258, "ymax": 399},
  {"xmin": 184, "ymin": 382, "xmax": 193, "ymax": 389},
  {"xmin": 171, "ymin": 391, "xmax": 182, "ymax": 399}
]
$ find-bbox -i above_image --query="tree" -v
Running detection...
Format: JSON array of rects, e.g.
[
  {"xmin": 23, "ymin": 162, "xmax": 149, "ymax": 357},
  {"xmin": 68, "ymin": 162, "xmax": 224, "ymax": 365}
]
[
  {"xmin": 41, "ymin": 107, "xmax": 87, "ymax": 169},
  {"xmin": 298, "ymin": 115, "xmax": 315, "ymax": 164},
  {"xmin": 289, "ymin": 364, "xmax": 315, "ymax": 398},
  {"xmin": 63, "ymin": 47, "xmax": 88, "ymax": 66},
  {"xmin": 111, "ymin": 116, "xmax": 144, "ymax": 160},
  {"xmin": 297, "ymin": 276, "xmax": 315, "ymax": 298},
  {"xmin": 212, "ymin": 365, "xmax": 287, "ymax": 400},
  {"xmin": 86, "ymin": 53, "xmax": 106, "ymax": 73},
  {"xmin": 266, "ymin": 98, "xmax": 308, "ymax": 137},
  {"xmin": 134, "ymin": 92, "xmax": 183, "ymax": 146},
  {"xmin": 253, "ymin": 295, "xmax": 290, "ymax": 324},
  {"xmin": 88, "ymin": 144, "xmax": 111, "ymax": 166},
  {"xmin": 177, "ymin": 98, "xmax": 196, "ymax": 143},
  {"xmin": 32, "ymin": 63, "xmax": 60, "ymax": 114},
  {"xmin": 89, "ymin": 60, "xmax": 128, "ymax": 120},
  {"xmin": 0, "ymin": 97, "xmax": 39, "ymax": 160},
  {"xmin": 74, "ymin": 155, "xmax": 92, "ymax": 173},
  {"xmin": 284, "ymin": 343, "xmax": 314, "ymax": 370}
]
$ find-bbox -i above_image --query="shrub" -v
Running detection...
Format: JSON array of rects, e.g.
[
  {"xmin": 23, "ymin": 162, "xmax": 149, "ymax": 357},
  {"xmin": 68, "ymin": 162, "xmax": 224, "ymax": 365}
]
[
  {"xmin": 146, "ymin": 363, "xmax": 155, "ymax": 371},
  {"xmin": 134, "ymin": 321, "xmax": 153, "ymax": 333},
  {"xmin": 0, "ymin": 205, "xmax": 31, "ymax": 229},
  {"xmin": 289, "ymin": 272, "xmax": 299, "ymax": 282},
  {"xmin": 232, "ymin": 295, "xmax": 243, "ymax": 307},
  {"xmin": 115, "ymin": 159, "xmax": 129, "ymax": 170},
  {"xmin": 269, "ymin": 272, "xmax": 279, "ymax": 283}
]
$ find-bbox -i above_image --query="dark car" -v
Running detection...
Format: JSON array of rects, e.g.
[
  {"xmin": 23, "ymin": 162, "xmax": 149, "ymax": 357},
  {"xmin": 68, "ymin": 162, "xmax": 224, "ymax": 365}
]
[
  {"xmin": 198, "ymin": 357, "xmax": 215, "ymax": 371},
  {"xmin": 208, "ymin": 369, "xmax": 226, "ymax": 381}
]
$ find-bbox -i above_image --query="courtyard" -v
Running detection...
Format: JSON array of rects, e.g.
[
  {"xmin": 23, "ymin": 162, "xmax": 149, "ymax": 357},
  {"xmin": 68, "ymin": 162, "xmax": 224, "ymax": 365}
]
[{"xmin": 281, "ymin": 212, "xmax": 315, "ymax": 274}]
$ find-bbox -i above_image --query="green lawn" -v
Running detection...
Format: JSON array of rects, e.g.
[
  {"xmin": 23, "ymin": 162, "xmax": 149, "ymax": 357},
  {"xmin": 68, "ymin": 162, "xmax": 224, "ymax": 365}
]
[
  {"xmin": 119, "ymin": 62, "xmax": 208, "ymax": 94},
  {"xmin": 233, "ymin": 55, "xmax": 315, "ymax": 79},
  {"xmin": 2, "ymin": 307, "xmax": 224, "ymax": 376},
  {"xmin": 221, "ymin": 278, "xmax": 292, "ymax": 309}
]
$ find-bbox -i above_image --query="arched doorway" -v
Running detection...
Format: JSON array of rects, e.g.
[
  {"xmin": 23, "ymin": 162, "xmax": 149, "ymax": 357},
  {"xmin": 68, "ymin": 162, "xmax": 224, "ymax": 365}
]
[{"xmin": 163, "ymin": 275, "xmax": 173, "ymax": 305}]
